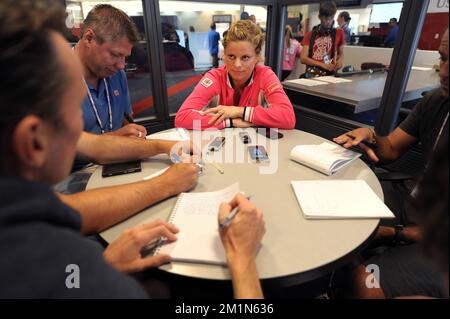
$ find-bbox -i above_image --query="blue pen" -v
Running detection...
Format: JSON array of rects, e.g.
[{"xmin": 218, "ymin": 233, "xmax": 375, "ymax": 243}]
[
  {"xmin": 219, "ymin": 195, "xmax": 252, "ymax": 229},
  {"xmin": 170, "ymin": 152, "xmax": 182, "ymax": 163},
  {"xmin": 171, "ymin": 152, "xmax": 204, "ymax": 174}
]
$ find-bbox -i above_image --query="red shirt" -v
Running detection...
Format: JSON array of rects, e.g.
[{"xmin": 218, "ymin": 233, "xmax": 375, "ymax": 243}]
[
  {"xmin": 301, "ymin": 29, "xmax": 345, "ymax": 64},
  {"xmin": 175, "ymin": 65, "xmax": 296, "ymax": 130}
]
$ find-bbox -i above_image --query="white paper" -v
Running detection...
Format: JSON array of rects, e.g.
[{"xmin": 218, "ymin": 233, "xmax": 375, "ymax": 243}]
[
  {"xmin": 291, "ymin": 180, "xmax": 395, "ymax": 219},
  {"xmin": 314, "ymin": 76, "xmax": 353, "ymax": 84},
  {"xmin": 412, "ymin": 66, "xmax": 433, "ymax": 71},
  {"xmin": 155, "ymin": 183, "xmax": 240, "ymax": 265},
  {"xmin": 285, "ymin": 78, "xmax": 329, "ymax": 87},
  {"xmin": 146, "ymin": 128, "xmax": 190, "ymax": 141},
  {"xmin": 290, "ymin": 142, "xmax": 361, "ymax": 175}
]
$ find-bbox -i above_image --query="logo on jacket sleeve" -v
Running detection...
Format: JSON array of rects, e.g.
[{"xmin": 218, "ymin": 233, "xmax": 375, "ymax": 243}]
[
  {"xmin": 267, "ymin": 82, "xmax": 281, "ymax": 93},
  {"xmin": 114, "ymin": 89, "xmax": 120, "ymax": 97},
  {"xmin": 201, "ymin": 77, "xmax": 214, "ymax": 88}
]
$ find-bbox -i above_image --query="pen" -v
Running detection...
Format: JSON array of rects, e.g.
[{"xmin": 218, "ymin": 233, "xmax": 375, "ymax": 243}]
[
  {"xmin": 171, "ymin": 152, "xmax": 204, "ymax": 174},
  {"xmin": 346, "ymin": 134, "xmax": 378, "ymax": 149},
  {"xmin": 206, "ymin": 151, "xmax": 225, "ymax": 174},
  {"xmin": 124, "ymin": 113, "xmax": 135, "ymax": 124},
  {"xmin": 210, "ymin": 162, "xmax": 224, "ymax": 174},
  {"xmin": 219, "ymin": 195, "xmax": 252, "ymax": 229}
]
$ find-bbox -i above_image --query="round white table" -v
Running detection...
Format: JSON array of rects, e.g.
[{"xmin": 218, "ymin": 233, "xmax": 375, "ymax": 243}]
[{"xmin": 86, "ymin": 128, "xmax": 382, "ymax": 286}]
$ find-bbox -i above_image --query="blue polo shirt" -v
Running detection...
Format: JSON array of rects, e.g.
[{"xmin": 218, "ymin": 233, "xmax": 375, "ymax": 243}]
[
  {"xmin": 208, "ymin": 30, "xmax": 220, "ymax": 55},
  {"xmin": 82, "ymin": 70, "xmax": 132, "ymax": 135},
  {"xmin": 385, "ymin": 25, "xmax": 399, "ymax": 48}
]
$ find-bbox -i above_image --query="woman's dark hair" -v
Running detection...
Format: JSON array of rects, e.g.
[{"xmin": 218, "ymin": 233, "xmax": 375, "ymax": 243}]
[
  {"xmin": 339, "ymin": 11, "xmax": 351, "ymax": 23},
  {"xmin": 162, "ymin": 23, "xmax": 180, "ymax": 42},
  {"xmin": 0, "ymin": 0, "xmax": 67, "ymax": 170}
]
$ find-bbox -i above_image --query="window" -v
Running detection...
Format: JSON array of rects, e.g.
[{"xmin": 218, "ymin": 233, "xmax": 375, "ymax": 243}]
[{"xmin": 283, "ymin": 2, "xmax": 406, "ymax": 130}]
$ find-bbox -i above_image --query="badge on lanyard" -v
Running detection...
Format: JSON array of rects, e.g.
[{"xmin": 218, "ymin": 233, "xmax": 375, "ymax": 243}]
[{"xmin": 85, "ymin": 78, "xmax": 113, "ymax": 134}]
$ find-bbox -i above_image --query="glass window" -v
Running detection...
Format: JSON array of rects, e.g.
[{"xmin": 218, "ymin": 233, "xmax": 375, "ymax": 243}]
[
  {"xmin": 65, "ymin": 1, "xmax": 156, "ymax": 121},
  {"xmin": 283, "ymin": 1, "xmax": 407, "ymax": 129},
  {"xmin": 159, "ymin": 1, "xmax": 268, "ymax": 116}
]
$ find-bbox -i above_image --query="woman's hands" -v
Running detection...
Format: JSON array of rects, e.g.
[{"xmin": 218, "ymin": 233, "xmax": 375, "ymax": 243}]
[{"xmin": 203, "ymin": 105, "xmax": 245, "ymax": 126}]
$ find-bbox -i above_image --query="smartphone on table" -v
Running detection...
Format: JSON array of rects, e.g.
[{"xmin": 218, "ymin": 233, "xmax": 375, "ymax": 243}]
[
  {"xmin": 102, "ymin": 161, "xmax": 142, "ymax": 178},
  {"xmin": 208, "ymin": 137, "xmax": 226, "ymax": 152},
  {"xmin": 239, "ymin": 132, "xmax": 252, "ymax": 144},
  {"xmin": 248, "ymin": 145, "xmax": 269, "ymax": 162}
]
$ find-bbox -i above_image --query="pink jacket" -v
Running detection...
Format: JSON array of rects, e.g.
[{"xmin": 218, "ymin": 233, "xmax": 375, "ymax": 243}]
[{"xmin": 174, "ymin": 65, "xmax": 296, "ymax": 130}]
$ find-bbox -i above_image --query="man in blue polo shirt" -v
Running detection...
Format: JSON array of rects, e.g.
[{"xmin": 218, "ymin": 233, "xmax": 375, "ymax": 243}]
[
  {"xmin": 208, "ymin": 23, "xmax": 220, "ymax": 68},
  {"xmin": 74, "ymin": 4, "xmax": 147, "ymax": 138},
  {"xmin": 385, "ymin": 18, "xmax": 399, "ymax": 48}
]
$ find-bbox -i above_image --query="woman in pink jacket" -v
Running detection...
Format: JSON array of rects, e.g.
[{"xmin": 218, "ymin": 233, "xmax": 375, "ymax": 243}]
[{"xmin": 175, "ymin": 20, "xmax": 296, "ymax": 130}]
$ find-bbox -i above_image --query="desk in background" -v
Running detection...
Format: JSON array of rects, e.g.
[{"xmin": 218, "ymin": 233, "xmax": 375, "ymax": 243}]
[{"xmin": 283, "ymin": 69, "xmax": 440, "ymax": 114}]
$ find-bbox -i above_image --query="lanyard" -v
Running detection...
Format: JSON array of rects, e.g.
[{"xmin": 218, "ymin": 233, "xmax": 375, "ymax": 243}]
[
  {"xmin": 84, "ymin": 78, "xmax": 113, "ymax": 134},
  {"xmin": 72, "ymin": 46, "xmax": 113, "ymax": 134},
  {"xmin": 432, "ymin": 112, "xmax": 449, "ymax": 154}
]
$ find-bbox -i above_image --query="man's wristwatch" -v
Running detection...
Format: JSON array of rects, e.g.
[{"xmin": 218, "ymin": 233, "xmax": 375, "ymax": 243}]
[{"xmin": 394, "ymin": 224, "xmax": 405, "ymax": 244}]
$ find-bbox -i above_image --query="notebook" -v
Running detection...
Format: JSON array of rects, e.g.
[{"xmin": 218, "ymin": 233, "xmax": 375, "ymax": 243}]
[
  {"xmin": 290, "ymin": 142, "xmax": 362, "ymax": 176},
  {"xmin": 285, "ymin": 78, "xmax": 329, "ymax": 87},
  {"xmin": 314, "ymin": 76, "xmax": 353, "ymax": 84},
  {"xmin": 412, "ymin": 66, "xmax": 433, "ymax": 71},
  {"xmin": 154, "ymin": 183, "xmax": 240, "ymax": 265},
  {"xmin": 291, "ymin": 180, "xmax": 395, "ymax": 219},
  {"xmin": 146, "ymin": 128, "xmax": 190, "ymax": 141}
]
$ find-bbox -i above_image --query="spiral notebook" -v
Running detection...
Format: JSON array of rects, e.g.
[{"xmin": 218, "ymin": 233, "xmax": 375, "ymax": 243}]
[{"xmin": 154, "ymin": 183, "xmax": 240, "ymax": 265}]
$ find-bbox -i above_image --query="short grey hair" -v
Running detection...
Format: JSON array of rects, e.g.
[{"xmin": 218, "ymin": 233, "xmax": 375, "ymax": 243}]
[{"xmin": 80, "ymin": 4, "xmax": 139, "ymax": 45}]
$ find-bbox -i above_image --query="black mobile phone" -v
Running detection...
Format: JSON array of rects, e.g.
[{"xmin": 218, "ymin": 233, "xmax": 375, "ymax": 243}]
[
  {"xmin": 102, "ymin": 161, "xmax": 142, "ymax": 178},
  {"xmin": 256, "ymin": 127, "xmax": 284, "ymax": 140},
  {"xmin": 239, "ymin": 132, "xmax": 252, "ymax": 144},
  {"xmin": 248, "ymin": 145, "xmax": 269, "ymax": 162},
  {"xmin": 208, "ymin": 137, "xmax": 226, "ymax": 151}
]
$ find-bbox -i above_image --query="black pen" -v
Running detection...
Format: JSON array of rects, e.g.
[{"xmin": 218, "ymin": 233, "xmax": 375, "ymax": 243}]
[
  {"xmin": 346, "ymin": 134, "xmax": 378, "ymax": 149},
  {"xmin": 124, "ymin": 113, "xmax": 135, "ymax": 124}
]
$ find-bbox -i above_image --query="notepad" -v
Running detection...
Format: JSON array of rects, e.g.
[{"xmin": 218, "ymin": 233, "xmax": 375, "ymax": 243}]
[
  {"xmin": 314, "ymin": 76, "xmax": 353, "ymax": 84},
  {"xmin": 291, "ymin": 180, "xmax": 395, "ymax": 219},
  {"xmin": 285, "ymin": 78, "xmax": 329, "ymax": 86},
  {"xmin": 290, "ymin": 143, "xmax": 362, "ymax": 176},
  {"xmin": 412, "ymin": 66, "xmax": 433, "ymax": 71},
  {"xmin": 146, "ymin": 128, "xmax": 190, "ymax": 141},
  {"xmin": 154, "ymin": 183, "xmax": 240, "ymax": 265}
]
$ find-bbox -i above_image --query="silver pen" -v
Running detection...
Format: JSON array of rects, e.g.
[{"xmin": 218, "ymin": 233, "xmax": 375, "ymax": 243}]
[
  {"xmin": 171, "ymin": 152, "xmax": 204, "ymax": 175},
  {"xmin": 219, "ymin": 195, "xmax": 252, "ymax": 229}
]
